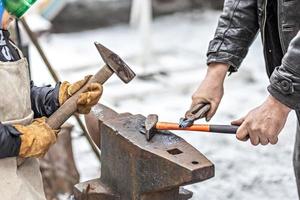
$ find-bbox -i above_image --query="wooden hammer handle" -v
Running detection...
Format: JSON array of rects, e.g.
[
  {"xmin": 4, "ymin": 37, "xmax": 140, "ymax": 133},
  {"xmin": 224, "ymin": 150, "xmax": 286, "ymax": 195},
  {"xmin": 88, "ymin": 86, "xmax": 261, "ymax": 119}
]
[
  {"xmin": 156, "ymin": 122, "xmax": 238, "ymax": 134},
  {"xmin": 47, "ymin": 65, "xmax": 113, "ymax": 130}
]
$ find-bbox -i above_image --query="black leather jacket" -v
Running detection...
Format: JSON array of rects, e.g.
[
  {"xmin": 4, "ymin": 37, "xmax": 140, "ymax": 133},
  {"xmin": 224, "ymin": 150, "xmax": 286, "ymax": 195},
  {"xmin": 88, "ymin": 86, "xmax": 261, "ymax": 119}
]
[{"xmin": 207, "ymin": 0, "xmax": 300, "ymax": 110}]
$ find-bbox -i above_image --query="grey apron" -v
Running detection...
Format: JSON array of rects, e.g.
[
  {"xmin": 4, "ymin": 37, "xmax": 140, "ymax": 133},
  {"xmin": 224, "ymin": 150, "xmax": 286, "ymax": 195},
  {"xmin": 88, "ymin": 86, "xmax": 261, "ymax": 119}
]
[{"xmin": 0, "ymin": 43, "xmax": 46, "ymax": 200}]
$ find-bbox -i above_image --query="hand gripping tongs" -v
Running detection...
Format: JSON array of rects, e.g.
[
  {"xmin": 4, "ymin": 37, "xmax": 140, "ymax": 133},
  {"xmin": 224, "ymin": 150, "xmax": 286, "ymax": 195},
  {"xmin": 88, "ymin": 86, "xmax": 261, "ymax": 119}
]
[{"xmin": 179, "ymin": 104, "xmax": 211, "ymax": 128}]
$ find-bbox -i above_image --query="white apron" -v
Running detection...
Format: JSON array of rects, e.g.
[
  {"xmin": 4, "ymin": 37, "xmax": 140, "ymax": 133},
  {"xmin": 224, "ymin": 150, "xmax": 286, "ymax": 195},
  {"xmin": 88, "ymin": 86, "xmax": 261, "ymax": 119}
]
[{"xmin": 0, "ymin": 43, "xmax": 46, "ymax": 200}]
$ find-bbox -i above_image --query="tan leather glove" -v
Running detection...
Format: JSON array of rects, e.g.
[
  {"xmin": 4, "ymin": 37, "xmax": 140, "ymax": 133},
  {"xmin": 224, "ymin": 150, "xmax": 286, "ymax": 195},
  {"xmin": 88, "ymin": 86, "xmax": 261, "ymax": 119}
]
[
  {"xmin": 59, "ymin": 75, "xmax": 103, "ymax": 114},
  {"xmin": 14, "ymin": 117, "xmax": 58, "ymax": 158}
]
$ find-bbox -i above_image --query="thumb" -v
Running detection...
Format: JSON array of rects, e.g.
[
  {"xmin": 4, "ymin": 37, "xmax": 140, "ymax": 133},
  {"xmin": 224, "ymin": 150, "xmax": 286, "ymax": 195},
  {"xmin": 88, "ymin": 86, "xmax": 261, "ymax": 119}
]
[
  {"xmin": 205, "ymin": 102, "xmax": 218, "ymax": 122},
  {"xmin": 231, "ymin": 117, "xmax": 245, "ymax": 126},
  {"xmin": 68, "ymin": 75, "xmax": 92, "ymax": 96}
]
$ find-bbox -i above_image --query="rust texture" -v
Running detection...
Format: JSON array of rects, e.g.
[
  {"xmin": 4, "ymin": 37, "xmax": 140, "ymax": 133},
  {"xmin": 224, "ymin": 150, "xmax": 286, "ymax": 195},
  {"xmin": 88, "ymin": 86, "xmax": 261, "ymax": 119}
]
[
  {"xmin": 75, "ymin": 104, "xmax": 214, "ymax": 200},
  {"xmin": 95, "ymin": 42, "xmax": 136, "ymax": 83}
]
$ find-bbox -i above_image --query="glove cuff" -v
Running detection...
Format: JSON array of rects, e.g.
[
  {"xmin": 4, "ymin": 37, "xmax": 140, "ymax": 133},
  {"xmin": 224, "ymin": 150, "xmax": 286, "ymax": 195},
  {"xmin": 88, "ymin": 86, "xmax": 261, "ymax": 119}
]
[{"xmin": 59, "ymin": 81, "xmax": 71, "ymax": 106}]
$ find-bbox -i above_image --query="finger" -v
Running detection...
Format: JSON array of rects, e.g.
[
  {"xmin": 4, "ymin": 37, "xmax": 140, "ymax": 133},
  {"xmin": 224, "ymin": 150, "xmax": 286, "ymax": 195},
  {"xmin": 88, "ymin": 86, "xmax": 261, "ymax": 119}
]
[
  {"xmin": 78, "ymin": 107, "xmax": 92, "ymax": 114},
  {"xmin": 78, "ymin": 90, "xmax": 100, "ymax": 105},
  {"xmin": 88, "ymin": 83, "xmax": 103, "ymax": 93},
  {"xmin": 87, "ymin": 91, "xmax": 103, "ymax": 104},
  {"xmin": 190, "ymin": 94, "xmax": 207, "ymax": 108},
  {"xmin": 185, "ymin": 104, "xmax": 210, "ymax": 122},
  {"xmin": 266, "ymin": 125, "xmax": 281, "ymax": 145},
  {"xmin": 59, "ymin": 81, "xmax": 71, "ymax": 105},
  {"xmin": 68, "ymin": 75, "xmax": 92, "ymax": 96},
  {"xmin": 269, "ymin": 136, "xmax": 278, "ymax": 145},
  {"xmin": 68, "ymin": 79, "xmax": 87, "ymax": 96},
  {"xmin": 236, "ymin": 122, "xmax": 249, "ymax": 141},
  {"xmin": 206, "ymin": 102, "xmax": 219, "ymax": 122},
  {"xmin": 83, "ymin": 97, "xmax": 100, "ymax": 109},
  {"xmin": 259, "ymin": 136, "xmax": 269, "ymax": 146},
  {"xmin": 231, "ymin": 117, "xmax": 246, "ymax": 126},
  {"xmin": 77, "ymin": 93, "xmax": 90, "ymax": 105},
  {"xmin": 87, "ymin": 96, "xmax": 101, "ymax": 106},
  {"xmin": 78, "ymin": 90, "xmax": 102, "ymax": 106},
  {"xmin": 249, "ymin": 133, "xmax": 260, "ymax": 146},
  {"xmin": 190, "ymin": 101, "xmax": 206, "ymax": 111},
  {"xmin": 83, "ymin": 83, "xmax": 103, "ymax": 105},
  {"xmin": 242, "ymin": 135, "xmax": 250, "ymax": 142}
]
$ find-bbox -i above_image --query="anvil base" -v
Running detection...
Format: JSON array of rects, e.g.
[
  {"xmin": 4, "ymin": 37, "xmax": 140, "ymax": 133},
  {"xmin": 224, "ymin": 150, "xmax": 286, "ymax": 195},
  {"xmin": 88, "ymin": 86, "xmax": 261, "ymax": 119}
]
[{"xmin": 74, "ymin": 179, "xmax": 193, "ymax": 200}]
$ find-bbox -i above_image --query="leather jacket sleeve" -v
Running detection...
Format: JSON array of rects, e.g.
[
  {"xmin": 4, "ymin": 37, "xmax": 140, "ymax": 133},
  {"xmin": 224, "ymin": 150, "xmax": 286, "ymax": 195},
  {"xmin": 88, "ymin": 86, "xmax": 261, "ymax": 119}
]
[
  {"xmin": 207, "ymin": 0, "xmax": 259, "ymax": 72},
  {"xmin": 30, "ymin": 82, "xmax": 61, "ymax": 118},
  {"xmin": 0, "ymin": 123, "xmax": 21, "ymax": 158},
  {"xmin": 268, "ymin": 32, "xmax": 300, "ymax": 109}
]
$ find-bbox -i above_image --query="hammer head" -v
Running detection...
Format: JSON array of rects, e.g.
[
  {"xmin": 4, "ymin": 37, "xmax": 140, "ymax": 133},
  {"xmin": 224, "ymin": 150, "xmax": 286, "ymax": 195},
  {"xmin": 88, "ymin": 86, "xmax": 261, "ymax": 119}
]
[
  {"xmin": 95, "ymin": 42, "xmax": 136, "ymax": 83},
  {"xmin": 145, "ymin": 114, "xmax": 159, "ymax": 141}
]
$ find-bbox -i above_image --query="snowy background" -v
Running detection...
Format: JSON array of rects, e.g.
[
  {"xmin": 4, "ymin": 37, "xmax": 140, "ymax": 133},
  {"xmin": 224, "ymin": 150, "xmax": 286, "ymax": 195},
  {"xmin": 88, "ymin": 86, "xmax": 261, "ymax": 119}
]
[{"xmin": 29, "ymin": 10, "xmax": 298, "ymax": 200}]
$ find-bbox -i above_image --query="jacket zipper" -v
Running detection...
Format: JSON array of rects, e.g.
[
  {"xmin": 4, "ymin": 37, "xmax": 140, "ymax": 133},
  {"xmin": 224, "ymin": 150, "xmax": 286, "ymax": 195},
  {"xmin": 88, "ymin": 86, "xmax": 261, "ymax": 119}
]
[{"xmin": 262, "ymin": 0, "xmax": 270, "ymax": 76}]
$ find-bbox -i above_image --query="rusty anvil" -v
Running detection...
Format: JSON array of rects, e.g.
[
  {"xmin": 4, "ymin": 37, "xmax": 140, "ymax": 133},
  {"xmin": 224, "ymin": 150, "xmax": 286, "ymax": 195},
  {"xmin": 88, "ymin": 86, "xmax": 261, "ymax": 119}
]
[{"xmin": 74, "ymin": 104, "xmax": 214, "ymax": 200}]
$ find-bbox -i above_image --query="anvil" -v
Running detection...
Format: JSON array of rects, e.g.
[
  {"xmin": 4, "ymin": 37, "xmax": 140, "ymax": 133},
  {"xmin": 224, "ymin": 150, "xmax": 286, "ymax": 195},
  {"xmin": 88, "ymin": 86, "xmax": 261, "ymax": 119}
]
[{"xmin": 74, "ymin": 104, "xmax": 214, "ymax": 200}]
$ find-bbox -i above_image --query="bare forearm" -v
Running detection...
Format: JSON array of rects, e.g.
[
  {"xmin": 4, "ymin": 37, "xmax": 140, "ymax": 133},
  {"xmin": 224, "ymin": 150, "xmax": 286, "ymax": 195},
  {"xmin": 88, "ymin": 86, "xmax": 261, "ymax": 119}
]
[{"xmin": 206, "ymin": 63, "xmax": 230, "ymax": 83}]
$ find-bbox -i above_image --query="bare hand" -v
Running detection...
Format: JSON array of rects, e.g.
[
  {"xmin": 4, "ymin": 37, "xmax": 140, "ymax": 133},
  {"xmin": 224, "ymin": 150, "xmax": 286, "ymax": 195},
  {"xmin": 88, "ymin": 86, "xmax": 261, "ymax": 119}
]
[
  {"xmin": 191, "ymin": 63, "xmax": 229, "ymax": 121},
  {"xmin": 232, "ymin": 95, "xmax": 291, "ymax": 146}
]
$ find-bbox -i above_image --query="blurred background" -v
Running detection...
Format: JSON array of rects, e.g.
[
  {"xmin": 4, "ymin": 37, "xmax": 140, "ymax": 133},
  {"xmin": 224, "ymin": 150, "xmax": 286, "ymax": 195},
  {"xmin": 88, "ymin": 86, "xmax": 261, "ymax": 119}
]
[{"xmin": 18, "ymin": 0, "xmax": 298, "ymax": 199}]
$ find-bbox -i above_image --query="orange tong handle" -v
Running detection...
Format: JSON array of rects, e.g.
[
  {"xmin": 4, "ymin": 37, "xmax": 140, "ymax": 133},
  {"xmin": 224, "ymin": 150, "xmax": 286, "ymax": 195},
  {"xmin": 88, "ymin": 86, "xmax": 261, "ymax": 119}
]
[
  {"xmin": 156, "ymin": 122, "xmax": 238, "ymax": 134},
  {"xmin": 156, "ymin": 122, "xmax": 210, "ymax": 132}
]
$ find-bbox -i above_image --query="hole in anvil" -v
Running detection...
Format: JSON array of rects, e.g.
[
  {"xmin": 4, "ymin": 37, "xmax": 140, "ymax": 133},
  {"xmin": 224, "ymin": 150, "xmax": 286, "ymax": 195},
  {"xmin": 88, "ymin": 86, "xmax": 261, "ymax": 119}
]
[
  {"xmin": 192, "ymin": 161, "xmax": 199, "ymax": 165},
  {"xmin": 167, "ymin": 148, "xmax": 183, "ymax": 155}
]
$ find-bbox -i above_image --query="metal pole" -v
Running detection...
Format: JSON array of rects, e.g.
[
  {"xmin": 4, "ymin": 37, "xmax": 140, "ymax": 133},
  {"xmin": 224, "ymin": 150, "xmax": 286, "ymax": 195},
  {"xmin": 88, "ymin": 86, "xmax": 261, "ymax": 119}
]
[
  {"xmin": 15, "ymin": 19, "xmax": 22, "ymax": 50},
  {"xmin": 20, "ymin": 18, "xmax": 101, "ymax": 161},
  {"xmin": 15, "ymin": 19, "xmax": 32, "ymax": 78}
]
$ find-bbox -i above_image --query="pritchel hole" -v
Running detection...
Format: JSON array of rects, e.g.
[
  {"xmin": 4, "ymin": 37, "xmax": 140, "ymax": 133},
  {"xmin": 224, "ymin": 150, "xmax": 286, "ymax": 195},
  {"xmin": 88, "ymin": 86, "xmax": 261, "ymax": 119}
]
[
  {"xmin": 192, "ymin": 161, "xmax": 199, "ymax": 165},
  {"xmin": 167, "ymin": 148, "xmax": 183, "ymax": 155}
]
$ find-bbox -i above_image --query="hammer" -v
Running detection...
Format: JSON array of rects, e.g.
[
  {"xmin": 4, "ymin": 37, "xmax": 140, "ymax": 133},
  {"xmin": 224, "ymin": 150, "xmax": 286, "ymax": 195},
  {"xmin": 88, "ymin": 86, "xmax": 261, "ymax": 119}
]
[
  {"xmin": 46, "ymin": 42, "xmax": 135, "ymax": 130},
  {"xmin": 142, "ymin": 114, "xmax": 239, "ymax": 141},
  {"xmin": 46, "ymin": 43, "xmax": 135, "ymax": 158}
]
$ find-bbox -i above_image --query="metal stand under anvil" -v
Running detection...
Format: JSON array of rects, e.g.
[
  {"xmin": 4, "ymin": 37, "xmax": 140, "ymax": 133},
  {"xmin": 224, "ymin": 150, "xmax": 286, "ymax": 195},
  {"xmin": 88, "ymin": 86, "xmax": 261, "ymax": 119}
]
[{"xmin": 74, "ymin": 104, "xmax": 214, "ymax": 200}]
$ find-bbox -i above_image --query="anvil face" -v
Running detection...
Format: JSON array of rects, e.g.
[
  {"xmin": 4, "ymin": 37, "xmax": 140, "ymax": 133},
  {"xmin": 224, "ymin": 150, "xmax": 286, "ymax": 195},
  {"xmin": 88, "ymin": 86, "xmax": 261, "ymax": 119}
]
[{"xmin": 75, "ymin": 104, "xmax": 214, "ymax": 200}]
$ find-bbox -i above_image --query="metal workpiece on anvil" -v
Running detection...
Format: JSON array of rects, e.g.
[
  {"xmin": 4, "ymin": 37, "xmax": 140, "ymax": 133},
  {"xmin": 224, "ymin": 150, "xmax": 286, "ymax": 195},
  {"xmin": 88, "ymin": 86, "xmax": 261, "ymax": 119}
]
[{"xmin": 74, "ymin": 104, "xmax": 215, "ymax": 200}]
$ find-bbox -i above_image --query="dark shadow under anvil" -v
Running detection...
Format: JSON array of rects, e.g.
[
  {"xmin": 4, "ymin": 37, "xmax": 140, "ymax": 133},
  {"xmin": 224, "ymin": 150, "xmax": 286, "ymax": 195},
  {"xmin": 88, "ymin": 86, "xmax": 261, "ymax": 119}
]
[{"xmin": 74, "ymin": 104, "xmax": 214, "ymax": 200}]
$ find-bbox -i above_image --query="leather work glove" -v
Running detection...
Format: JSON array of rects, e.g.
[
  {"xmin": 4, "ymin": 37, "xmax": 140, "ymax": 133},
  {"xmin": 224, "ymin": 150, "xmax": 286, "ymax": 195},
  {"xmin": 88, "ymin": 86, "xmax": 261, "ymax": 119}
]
[
  {"xmin": 59, "ymin": 75, "xmax": 103, "ymax": 114},
  {"xmin": 14, "ymin": 117, "xmax": 58, "ymax": 158}
]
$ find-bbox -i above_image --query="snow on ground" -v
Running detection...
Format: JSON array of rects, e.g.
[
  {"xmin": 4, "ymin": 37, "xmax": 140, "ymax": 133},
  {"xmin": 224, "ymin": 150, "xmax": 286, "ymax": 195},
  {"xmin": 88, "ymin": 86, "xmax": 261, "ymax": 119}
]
[{"xmin": 30, "ymin": 10, "xmax": 298, "ymax": 200}]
